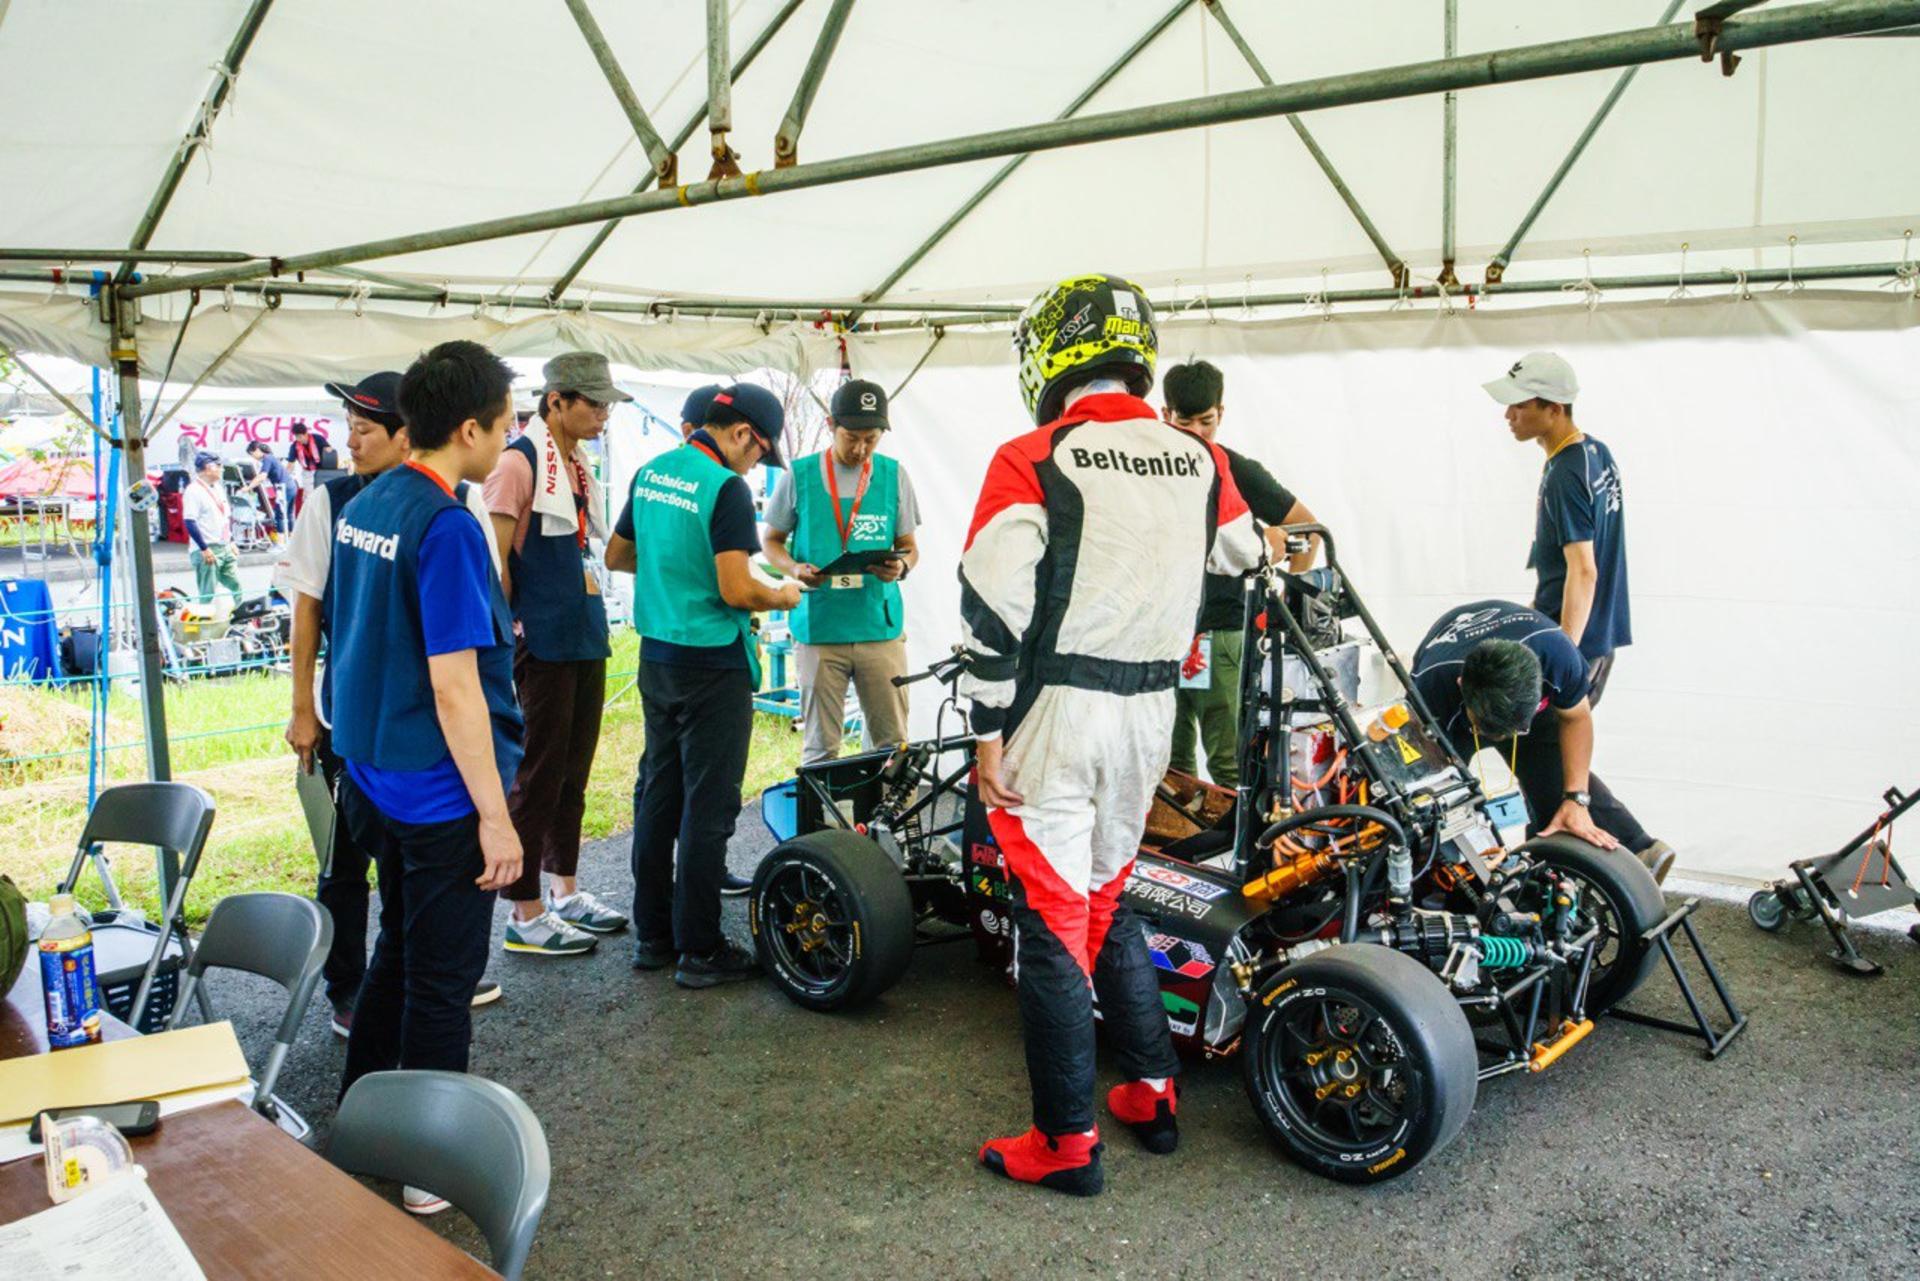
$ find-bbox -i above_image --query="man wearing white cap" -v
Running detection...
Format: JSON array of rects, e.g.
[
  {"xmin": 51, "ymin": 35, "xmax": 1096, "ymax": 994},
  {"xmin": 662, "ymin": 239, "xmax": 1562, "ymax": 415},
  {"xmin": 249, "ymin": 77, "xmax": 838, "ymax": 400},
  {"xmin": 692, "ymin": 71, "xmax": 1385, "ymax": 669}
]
[{"xmin": 1483, "ymin": 352, "xmax": 1672, "ymax": 883}]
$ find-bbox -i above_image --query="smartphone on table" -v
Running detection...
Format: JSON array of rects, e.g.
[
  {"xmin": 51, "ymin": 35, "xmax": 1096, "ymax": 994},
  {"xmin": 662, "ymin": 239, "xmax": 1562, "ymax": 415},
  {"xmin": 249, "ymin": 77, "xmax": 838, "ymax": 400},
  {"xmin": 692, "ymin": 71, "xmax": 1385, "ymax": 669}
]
[{"xmin": 27, "ymin": 1100, "xmax": 162, "ymax": 1142}]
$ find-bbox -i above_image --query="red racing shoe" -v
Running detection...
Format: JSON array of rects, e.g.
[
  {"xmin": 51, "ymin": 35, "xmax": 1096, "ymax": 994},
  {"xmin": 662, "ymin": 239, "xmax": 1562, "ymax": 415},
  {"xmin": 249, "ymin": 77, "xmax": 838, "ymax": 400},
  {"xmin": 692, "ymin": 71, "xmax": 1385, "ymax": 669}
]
[
  {"xmin": 1107, "ymin": 1078, "xmax": 1178, "ymax": 1154},
  {"xmin": 978, "ymin": 1127, "xmax": 1105, "ymax": 1197}
]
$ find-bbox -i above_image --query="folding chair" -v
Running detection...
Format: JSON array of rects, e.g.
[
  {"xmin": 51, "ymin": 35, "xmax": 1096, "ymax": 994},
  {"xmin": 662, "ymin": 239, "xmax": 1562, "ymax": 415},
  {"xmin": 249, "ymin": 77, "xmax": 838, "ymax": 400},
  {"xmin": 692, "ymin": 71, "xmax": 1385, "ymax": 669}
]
[
  {"xmin": 167, "ymin": 892, "xmax": 332, "ymax": 1139},
  {"xmin": 331, "ymin": 1072, "xmax": 551, "ymax": 1280},
  {"xmin": 58, "ymin": 782, "xmax": 216, "ymax": 1031}
]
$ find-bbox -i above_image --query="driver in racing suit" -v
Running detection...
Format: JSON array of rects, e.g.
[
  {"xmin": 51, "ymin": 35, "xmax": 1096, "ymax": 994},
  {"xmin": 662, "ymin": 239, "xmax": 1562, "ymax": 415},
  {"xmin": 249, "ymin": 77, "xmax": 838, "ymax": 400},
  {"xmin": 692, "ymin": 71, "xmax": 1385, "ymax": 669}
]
[{"xmin": 962, "ymin": 274, "xmax": 1261, "ymax": 1195}]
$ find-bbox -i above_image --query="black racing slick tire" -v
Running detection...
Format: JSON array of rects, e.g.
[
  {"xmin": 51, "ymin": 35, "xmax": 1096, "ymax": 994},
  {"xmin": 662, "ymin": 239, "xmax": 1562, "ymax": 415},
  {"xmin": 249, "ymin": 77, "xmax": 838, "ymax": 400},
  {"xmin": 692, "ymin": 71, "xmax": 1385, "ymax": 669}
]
[
  {"xmin": 1241, "ymin": 943, "xmax": 1478, "ymax": 1185},
  {"xmin": 749, "ymin": 830, "xmax": 915, "ymax": 1012},
  {"xmin": 1516, "ymin": 834, "xmax": 1666, "ymax": 1016}
]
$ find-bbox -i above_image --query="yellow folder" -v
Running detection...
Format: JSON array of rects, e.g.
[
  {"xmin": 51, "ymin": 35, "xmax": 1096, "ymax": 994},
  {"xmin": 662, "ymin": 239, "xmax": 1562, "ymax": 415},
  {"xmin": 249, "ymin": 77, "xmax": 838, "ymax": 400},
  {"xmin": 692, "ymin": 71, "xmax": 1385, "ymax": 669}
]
[{"xmin": 0, "ymin": 1022, "xmax": 251, "ymax": 1125}]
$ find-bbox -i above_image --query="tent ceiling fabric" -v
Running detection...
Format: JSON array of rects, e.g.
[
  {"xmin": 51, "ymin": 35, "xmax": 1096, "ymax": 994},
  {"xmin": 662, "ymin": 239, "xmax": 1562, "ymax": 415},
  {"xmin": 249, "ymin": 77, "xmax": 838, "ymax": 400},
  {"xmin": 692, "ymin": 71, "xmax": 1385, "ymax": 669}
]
[{"xmin": 3, "ymin": 0, "xmax": 1915, "ymax": 311}]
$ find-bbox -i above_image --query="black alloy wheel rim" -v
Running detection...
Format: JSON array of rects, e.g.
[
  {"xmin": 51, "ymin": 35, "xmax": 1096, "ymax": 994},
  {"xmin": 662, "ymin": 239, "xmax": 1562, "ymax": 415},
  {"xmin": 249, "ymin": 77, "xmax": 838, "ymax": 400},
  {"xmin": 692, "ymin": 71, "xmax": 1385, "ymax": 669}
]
[
  {"xmin": 1262, "ymin": 993, "xmax": 1417, "ymax": 1157},
  {"xmin": 760, "ymin": 862, "xmax": 856, "ymax": 997}
]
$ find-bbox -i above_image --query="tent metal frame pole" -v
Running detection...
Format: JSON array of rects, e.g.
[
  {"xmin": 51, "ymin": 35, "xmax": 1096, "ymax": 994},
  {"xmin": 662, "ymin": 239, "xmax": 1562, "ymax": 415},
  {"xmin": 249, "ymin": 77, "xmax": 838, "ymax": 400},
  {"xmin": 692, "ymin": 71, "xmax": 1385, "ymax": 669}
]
[
  {"xmin": 117, "ymin": 0, "xmax": 275, "ymax": 283},
  {"xmin": 124, "ymin": 0, "xmax": 1920, "ymax": 303},
  {"xmin": 1204, "ymin": 0, "xmax": 1410, "ymax": 287},
  {"xmin": 546, "ymin": 0, "xmax": 805, "ymax": 302},
  {"xmin": 706, "ymin": 0, "xmax": 741, "ymax": 178},
  {"xmin": 849, "ymin": 0, "xmax": 1196, "ymax": 321},
  {"xmin": 1, "ymin": 249, "xmax": 259, "ymax": 265},
  {"xmin": 854, "ymin": 260, "xmax": 1911, "ymax": 329},
  {"xmin": 564, "ymin": 0, "xmax": 677, "ymax": 186},
  {"xmin": 105, "ymin": 294, "xmax": 178, "ymax": 904},
  {"xmin": 1439, "ymin": 0, "xmax": 1459, "ymax": 286},
  {"xmin": 773, "ymin": 0, "xmax": 856, "ymax": 167},
  {"xmin": 1487, "ymin": 0, "xmax": 1689, "ymax": 282}
]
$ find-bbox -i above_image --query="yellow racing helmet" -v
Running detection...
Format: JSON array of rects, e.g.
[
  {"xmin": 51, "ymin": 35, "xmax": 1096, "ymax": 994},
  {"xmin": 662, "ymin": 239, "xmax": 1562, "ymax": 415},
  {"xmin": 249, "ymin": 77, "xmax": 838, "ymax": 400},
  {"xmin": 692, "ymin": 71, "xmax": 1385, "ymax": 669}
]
[{"xmin": 1013, "ymin": 273, "xmax": 1158, "ymax": 424}]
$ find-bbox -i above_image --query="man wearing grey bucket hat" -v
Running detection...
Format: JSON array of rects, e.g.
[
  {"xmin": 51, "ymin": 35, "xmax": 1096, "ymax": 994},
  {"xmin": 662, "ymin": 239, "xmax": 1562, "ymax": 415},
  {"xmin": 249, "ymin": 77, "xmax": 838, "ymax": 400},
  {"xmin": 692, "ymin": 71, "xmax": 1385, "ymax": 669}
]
[{"xmin": 483, "ymin": 351, "xmax": 634, "ymax": 958}]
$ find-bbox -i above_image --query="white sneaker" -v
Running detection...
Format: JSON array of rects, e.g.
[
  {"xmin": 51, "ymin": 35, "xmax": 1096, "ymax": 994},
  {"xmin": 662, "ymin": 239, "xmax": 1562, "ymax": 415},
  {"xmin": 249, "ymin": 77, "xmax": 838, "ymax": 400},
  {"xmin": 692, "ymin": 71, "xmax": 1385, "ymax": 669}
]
[
  {"xmin": 547, "ymin": 888, "xmax": 630, "ymax": 934},
  {"xmin": 403, "ymin": 1186, "xmax": 450, "ymax": 1216},
  {"xmin": 502, "ymin": 909, "xmax": 598, "ymax": 957}
]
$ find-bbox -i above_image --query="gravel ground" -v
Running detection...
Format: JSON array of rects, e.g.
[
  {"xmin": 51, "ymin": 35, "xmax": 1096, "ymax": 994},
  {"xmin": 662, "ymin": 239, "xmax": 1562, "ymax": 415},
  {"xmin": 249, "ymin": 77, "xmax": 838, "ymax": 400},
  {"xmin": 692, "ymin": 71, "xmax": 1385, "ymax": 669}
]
[{"xmin": 204, "ymin": 811, "xmax": 1920, "ymax": 1280}]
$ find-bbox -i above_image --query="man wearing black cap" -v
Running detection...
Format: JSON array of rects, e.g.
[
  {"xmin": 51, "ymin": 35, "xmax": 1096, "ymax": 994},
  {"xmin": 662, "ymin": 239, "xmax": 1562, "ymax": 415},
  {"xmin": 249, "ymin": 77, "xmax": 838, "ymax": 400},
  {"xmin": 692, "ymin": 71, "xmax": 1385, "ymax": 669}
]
[
  {"xmin": 761, "ymin": 378, "xmax": 920, "ymax": 764},
  {"xmin": 617, "ymin": 382, "xmax": 800, "ymax": 987},
  {"xmin": 279, "ymin": 371, "xmax": 501, "ymax": 1036},
  {"xmin": 483, "ymin": 352, "xmax": 631, "ymax": 956}
]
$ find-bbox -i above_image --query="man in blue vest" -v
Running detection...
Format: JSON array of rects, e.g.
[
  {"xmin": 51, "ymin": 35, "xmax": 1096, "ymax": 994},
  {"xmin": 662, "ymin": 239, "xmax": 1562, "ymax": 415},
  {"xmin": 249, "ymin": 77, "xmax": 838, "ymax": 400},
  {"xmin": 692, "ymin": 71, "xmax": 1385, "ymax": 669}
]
[
  {"xmin": 612, "ymin": 384, "xmax": 800, "ymax": 988},
  {"xmin": 761, "ymin": 379, "xmax": 920, "ymax": 764},
  {"xmin": 484, "ymin": 353, "xmax": 631, "ymax": 957},
  {"xmin": 328, "ymin": 341, "xmax": 525, "ymax": 1147}
]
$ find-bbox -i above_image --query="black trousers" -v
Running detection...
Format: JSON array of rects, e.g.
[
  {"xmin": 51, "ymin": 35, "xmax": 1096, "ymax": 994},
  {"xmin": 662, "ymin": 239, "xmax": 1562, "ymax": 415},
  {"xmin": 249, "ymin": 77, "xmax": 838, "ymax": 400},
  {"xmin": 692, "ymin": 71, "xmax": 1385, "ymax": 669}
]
[
  {"xmin": 1511, "ymin": 706, "xmax": 1653, "ymax": 854},
  {"xmin": 314, "ymin": 727, "xmax": 373, "ymax": 1008},
  {"xmin": 338, "ymin": 774, "xmax": 494, "ymax": 1097},
  {"xmin": 629, "ymin": 661, "xmax": 753, "ymax": 956},
  {"xmin": 500, "ymin": 647, "xmax": 606, "ymax": 902}
]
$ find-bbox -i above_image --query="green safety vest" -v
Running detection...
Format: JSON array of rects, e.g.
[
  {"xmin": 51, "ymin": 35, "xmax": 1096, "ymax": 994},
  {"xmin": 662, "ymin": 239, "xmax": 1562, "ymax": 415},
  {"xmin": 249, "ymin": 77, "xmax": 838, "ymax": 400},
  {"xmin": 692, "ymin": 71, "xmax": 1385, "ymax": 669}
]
[
  {"xmin": 630, "ymin": 442, "xmax": 761, "ymax": 687},
  {"xmin": 789, "ymin": 449, "xmax": 903, "ymax": 645}
]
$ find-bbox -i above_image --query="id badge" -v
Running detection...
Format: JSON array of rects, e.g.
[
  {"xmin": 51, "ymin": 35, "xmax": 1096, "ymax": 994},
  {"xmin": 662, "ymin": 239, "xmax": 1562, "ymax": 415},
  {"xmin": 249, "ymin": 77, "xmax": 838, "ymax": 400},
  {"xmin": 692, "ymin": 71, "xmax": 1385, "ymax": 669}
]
[
  {"xmin": 1177, "ymin": 633, "xmax": 1212, "ymax": 690},
  {"xmin": 828, "ymin": 573, "xmax": 866, "ymax": 590}
]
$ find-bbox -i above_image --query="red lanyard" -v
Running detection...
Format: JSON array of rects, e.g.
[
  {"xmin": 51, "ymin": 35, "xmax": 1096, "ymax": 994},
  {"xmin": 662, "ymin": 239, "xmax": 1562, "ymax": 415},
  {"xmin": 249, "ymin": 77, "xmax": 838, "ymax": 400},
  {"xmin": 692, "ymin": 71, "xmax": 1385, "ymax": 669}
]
[
  {"xmin": 822, "ymin": 451, "xmax": 871, "ymax": 552},
  {"xmin": 546, "ymin": 445, "xmax": 592, "ymax": 549},
  {"xmin": 192, "ymin": 478, "xmax": 228, "ymax": 516},
  {"xmin": 404, "ymin": 459, "xmax": 454, "ymax": 496},
  {"xmin": 688, "ymin": 439, "xmax": 724, "ymax": 468}
]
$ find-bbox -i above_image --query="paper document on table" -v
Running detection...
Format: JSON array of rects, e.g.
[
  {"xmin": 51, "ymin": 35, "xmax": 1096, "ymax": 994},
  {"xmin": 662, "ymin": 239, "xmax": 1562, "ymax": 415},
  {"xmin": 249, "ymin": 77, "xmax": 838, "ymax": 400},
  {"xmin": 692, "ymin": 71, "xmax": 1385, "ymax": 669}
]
[
  {"xmin": 0, "ymin": 1168, "xmax": 205, "ymax": 1279},
  {"xmin": 0, "ymin": 1023, "xmax": 251, "ymax": 1125}
]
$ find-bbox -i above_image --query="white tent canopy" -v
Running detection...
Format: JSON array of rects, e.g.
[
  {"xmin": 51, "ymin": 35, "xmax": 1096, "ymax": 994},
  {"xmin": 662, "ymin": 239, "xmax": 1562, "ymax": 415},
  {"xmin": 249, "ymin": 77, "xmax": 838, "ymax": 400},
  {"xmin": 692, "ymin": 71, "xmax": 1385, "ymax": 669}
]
[{"xmin": 2, "ymin": 0, "xmax": 1917, "ymax": 329}]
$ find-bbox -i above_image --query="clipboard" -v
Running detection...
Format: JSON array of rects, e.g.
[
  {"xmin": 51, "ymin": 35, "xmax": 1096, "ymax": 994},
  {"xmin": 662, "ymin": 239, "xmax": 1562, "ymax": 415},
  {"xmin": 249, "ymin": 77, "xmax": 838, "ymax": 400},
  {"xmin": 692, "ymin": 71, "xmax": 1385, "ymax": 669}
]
[
  {"xmin": 296, "ymin": 763, "xmax": 338, "ymax": 878},
  {"xmin": 818, "ymin": 547, "xmax": 902, "ymax": 576}
]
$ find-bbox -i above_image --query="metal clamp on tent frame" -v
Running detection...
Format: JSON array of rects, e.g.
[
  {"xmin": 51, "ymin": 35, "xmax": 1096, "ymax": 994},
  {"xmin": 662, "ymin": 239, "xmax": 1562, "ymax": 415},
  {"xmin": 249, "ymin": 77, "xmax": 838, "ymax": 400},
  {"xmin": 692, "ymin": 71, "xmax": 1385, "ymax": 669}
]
[{"xmin": 1608, "ymin": 898, "xmax": 1750, "ymax": 1060}]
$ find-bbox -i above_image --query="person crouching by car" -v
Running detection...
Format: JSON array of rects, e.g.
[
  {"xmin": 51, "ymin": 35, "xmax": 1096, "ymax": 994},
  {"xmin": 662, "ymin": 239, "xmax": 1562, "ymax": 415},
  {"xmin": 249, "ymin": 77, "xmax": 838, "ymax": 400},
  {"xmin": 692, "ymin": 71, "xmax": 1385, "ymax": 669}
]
[
  {"xmin": 327, "ymin": 339, "xmax": 525, "ymax": 1194},
  {"xmin": 606, "ymin": 383, "xmax": 801, "ymax": 988},
  {"xmin": 1409, "ymin": 600, "xmax": 1674, "ymax": 883},
  {"xmin": 483, "ymin": 352, "xmax": 632, "ymax": 957},
  {"xmin": 760, "ymin": 379, "xmax": 920, "ymax": 765}
]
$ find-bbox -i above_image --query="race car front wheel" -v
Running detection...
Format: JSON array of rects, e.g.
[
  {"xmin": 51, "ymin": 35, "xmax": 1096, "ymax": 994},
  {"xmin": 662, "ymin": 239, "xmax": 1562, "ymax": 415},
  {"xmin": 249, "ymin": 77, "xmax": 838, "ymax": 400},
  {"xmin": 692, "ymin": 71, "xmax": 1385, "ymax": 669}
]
[
  {"xmin": 749, "ymin": 830, "xmax": 915, "ymax": 1012},
  {"xmin": 1241, "ymin": 944, "xmax": 1478, "ymax": 1185},
  {"xmin": 1513, "ymin": 834, "xmax": 1665, "ymax": 1016}
]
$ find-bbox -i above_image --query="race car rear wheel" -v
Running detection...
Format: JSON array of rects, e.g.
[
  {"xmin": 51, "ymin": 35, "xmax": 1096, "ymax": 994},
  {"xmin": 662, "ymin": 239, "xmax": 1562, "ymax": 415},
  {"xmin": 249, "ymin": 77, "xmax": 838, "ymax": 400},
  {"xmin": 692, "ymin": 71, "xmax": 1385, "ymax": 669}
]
[
  {"xmin": 1514, "ymin": 834, "xmax": 1666, "ymax": 1015},
  {"xmin": 749, "ymin": 830, "xmax": 915, "ymax": 1012},
  {"xmin": 1241, "ymin": 943, "xmax": 1477, "ymax": 1185}
]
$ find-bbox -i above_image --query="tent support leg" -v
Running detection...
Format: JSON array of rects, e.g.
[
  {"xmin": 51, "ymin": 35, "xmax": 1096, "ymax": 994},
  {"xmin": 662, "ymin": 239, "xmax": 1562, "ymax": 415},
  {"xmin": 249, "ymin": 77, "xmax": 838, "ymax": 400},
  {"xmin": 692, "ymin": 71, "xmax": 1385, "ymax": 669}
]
[
  {"xmin": 706, "ymin": 0, "xmax": 740, "ymax": 179},
  {"xmin": 1440, "ymin": 0, "xmax": 1459, "ymax": 287},
  {"xmin": 108, "ymin": 293, "xmax": 178, "ymax": 906},
  {"xmin": 773, "ymin": 0, "xmax": 858, "ymax": 167}
]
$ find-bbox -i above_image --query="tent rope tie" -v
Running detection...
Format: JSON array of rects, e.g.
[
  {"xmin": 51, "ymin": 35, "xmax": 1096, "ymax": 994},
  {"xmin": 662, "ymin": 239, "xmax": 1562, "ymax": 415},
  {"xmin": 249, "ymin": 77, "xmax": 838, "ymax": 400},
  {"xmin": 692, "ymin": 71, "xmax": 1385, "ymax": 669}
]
[
  {"xmin": 333, "ymin": 282, "xmax": 372, "ymax": 318},
  {"xmin": 1666, "ymin": 242, "xmax": 1693, "ymax": 303},
  {"xmin": 220, "ymin": 284, "xmax": 236, "ymax": 313},
  {"xmin": 1881, "ymin": 231, "xmax": 1916, "ymax": 300},
  {"xmin": 1728, "ymin": 269, "xmax": 1751, "ymax": 302},
  {"xmin": 1303, "ymin": 269, "xmax": 1333, "ymax": 322},
  {"xmin": 1433, "ymin": 276, "xmax": 1458, "ymax": 316},
  {"xmin": 1774, "ymin": 234, "xmax": 1803, "ymax": 293},
  {"xmin": 181, "ymin": 61, "xmax": 239, "ymax": 180},
  {"xmin": 1559, "ymin": 248, "xmax": 1603, "ymax": 312}
]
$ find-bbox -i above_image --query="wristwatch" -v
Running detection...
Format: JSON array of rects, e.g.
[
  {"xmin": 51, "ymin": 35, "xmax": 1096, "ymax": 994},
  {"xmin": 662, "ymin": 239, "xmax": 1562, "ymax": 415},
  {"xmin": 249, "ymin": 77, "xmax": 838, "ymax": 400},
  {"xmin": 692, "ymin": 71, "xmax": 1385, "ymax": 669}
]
[{"xmin": 1563, "ymin": 790, "xmax": 1591, "ymax": 808}]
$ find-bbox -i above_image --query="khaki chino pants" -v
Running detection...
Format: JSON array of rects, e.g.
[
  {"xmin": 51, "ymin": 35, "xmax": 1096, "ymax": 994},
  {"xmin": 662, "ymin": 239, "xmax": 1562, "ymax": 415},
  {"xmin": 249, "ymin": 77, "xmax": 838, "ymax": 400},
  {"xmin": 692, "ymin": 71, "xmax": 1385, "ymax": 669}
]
[{"xmin": 795, "ymin": 637, "xmax": 910, "ymax": 765}]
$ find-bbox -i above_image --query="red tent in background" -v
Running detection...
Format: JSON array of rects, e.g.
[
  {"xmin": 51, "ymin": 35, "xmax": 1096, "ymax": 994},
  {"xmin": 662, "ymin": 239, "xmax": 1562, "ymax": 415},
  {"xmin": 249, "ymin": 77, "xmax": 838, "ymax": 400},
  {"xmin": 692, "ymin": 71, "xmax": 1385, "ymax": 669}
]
[{"xmin": 0, "ymin": 457, "xmax": 98, "ymax": 500}]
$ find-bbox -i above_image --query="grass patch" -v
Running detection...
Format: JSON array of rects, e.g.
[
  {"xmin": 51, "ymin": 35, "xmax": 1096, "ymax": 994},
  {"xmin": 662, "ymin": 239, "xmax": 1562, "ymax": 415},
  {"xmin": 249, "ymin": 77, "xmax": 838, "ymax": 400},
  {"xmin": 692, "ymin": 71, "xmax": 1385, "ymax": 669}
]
[{"xmin": 0, "ymin": 631, "xmax": 813, "ymax": 925}]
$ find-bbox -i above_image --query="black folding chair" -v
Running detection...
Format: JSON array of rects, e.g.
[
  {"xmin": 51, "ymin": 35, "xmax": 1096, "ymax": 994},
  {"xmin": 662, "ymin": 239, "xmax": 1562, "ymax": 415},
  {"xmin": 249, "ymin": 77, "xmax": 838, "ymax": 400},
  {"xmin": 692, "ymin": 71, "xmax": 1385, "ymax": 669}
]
[{"xmin": 57, "ymin": 782, "xmax": 217, "ymax": 1031}]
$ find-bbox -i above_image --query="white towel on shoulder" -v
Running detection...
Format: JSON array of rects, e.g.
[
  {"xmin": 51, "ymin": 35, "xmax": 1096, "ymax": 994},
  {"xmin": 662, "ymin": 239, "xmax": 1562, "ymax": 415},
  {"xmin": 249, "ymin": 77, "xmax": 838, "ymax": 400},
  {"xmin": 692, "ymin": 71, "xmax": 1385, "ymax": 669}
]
[{"xmin": 521, "ymin": 420, "xmax": 607, "ymax": 543}]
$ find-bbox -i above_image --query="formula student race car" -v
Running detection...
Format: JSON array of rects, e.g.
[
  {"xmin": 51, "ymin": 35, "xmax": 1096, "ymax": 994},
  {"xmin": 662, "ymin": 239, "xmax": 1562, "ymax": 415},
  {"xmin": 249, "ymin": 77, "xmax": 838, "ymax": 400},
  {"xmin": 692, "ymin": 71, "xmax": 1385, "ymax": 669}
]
[{"xmin": 747, "ymin": 528, "xmax": 1666, "ymax": 1183}]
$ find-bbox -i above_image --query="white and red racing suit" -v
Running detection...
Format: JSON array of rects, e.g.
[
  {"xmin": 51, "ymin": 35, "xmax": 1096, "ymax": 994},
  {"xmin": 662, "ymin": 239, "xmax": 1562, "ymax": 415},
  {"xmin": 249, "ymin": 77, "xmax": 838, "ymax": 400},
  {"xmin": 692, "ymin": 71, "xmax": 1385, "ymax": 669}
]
[{"xmin": 958, "ymin": 388, "xmax": 1260, "ymax": 1135}]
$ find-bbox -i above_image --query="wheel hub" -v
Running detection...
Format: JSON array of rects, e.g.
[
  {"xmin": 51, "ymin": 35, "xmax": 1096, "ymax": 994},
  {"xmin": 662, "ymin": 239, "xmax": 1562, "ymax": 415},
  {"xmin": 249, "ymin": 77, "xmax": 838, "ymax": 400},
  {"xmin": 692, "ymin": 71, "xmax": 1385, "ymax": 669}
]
[{"xmin": 786, "ymin": 899, "xmax": 831, "ymax": 953}]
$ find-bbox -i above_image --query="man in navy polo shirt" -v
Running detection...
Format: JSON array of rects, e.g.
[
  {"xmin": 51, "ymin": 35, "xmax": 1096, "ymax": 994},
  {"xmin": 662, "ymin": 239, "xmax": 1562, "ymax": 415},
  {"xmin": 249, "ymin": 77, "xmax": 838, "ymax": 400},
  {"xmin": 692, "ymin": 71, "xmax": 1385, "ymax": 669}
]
[
  {"xmin": 1483, "ymin": 352, "xmax": 1631, "ymax": 701},
  {"xmin": 605, "ymin": 384, "xmax": 801, "ymax": 987},
  {"xmin": 1410, "ymin": 599, "xmax": 1673, "ymax": 882},
  {"xmin": 328, "ymin": 341, "xmax": 526, "ymax": 1143}
]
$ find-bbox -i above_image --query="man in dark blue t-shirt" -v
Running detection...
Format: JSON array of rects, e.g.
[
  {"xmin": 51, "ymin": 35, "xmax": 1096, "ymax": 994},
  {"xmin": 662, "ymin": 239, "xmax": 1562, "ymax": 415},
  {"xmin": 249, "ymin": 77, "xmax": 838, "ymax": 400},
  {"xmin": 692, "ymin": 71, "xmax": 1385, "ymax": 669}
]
[
  {"xmin": 327, "ymin": 342, "xmax": 527, "ymax": 1161},
  {"xmin": 1411, "ymin": 600, "xmax": 1672, "ymax": 882},
  {"xmin": 1483, "ymin": 352, "xmax": 1631, "ymax": 701}
]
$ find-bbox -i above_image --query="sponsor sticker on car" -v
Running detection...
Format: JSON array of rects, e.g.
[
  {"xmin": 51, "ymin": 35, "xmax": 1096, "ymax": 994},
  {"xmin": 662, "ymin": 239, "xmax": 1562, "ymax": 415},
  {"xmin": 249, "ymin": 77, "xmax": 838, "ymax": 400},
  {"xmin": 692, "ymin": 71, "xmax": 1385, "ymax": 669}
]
[{"xmin": 1134, "ymin": 863, "xmax": 1229, "ymax": 901}]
